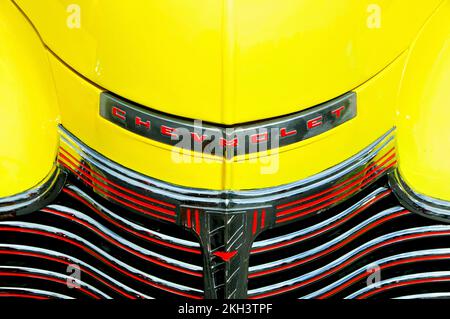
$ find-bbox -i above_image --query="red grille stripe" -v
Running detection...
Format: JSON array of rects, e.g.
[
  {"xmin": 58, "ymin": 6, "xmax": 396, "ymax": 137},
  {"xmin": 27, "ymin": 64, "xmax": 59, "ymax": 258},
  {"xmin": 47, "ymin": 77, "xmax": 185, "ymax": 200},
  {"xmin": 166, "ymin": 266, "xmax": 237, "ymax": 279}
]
[
  {"xmin": 58, "ymin": 161, "xmax": 176, "ymax": 223},
  {"xmin": 41, "ymin": 208, "xmax": 202, "ymax": 278},
  {"xmin": 250, "ymin": 229, "xmax": 450, "ymax": 299},
  {"xmin": 0, "ymin": 227, "xmax": 203, "ymax": 299},
  {"xmin": 63, "ymin": 188, "xmax": 201, "ymax": 254},
  {"xmin": 252, "ymin": 189, "xmax": 391, "ymax": 254},
  {"xmin": 357, "ymin": 277, "xmax": 450, "ymax": 299},
  {"xmin": 186, "ymin": 209, "xmax": 192, "ymax": 228},
  {"xmin": 277, "ymin": 148, "xmax": 395, "ymax": 210},
  {"xmin": 320, "ymin": 253, "xmax": 450, "ymax": 299},
  {"xmin": 252, "ymin": 211, "xmax": 258, "ymax": 235},
  {"xmin": 195, "ymin": 210, "xmax": 200, "ymax": 234},
  {"xmin": 0, "ymin": 272, "xmax": 100, "ymax": 299},
  {"xmin": 276, "ymin": 161, "xmax": 396, "ymax": 223},
  {"xmin": 261, "ymin": 209, "xmax": 266, "ymax": 229},
  {"xmin": 59, "ymin": 153, "xmax": 175, "ymax": 216},
  {"xmin": 0, "ymin": 250, "xmax": 136, "ymax": 299},
  {"xmin": 277, "ymin": 154, "xmax": 396, "ymax": 217},
  {"xmin": 59, "ymin": 147, "xmax": 175, "ymax": 209},
  {"xmin": 0, "ymin": 293, "xmax": 48, "ymax": 300},
  {"xmin": 250, "ymin": 210, "xmax": 409, "ymax": 278}
]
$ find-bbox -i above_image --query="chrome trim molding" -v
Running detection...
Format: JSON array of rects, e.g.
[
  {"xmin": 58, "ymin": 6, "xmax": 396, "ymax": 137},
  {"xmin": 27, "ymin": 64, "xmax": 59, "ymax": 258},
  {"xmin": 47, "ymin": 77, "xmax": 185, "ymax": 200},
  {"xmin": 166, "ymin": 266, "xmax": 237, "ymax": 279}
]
[
  {"xmin": 346, "ymin": 271, "xmax": 450, "ymax": 299},
  {"xmin": 249, "ymin": 206, "xmax": 406, "ymax": 275},
  {"xmin": 65, "ymin": 184, "xmax": 200, "ymax": 250},
  {"xmin": 300, "ymin": 243, "xmax": 450, "ymax": 299},
  {"xmin": 0, "ymin": 166, "xmax": 66, "ymax": 217},
  {"xmin": 249, "ymin": 225, "xmax": 450, "ymax": 298},
  {"xmin": 0, "ymin": 287, "xmax": 74, "ymax": 300},
  {"xmin": 251, "ymin": 187, "xmax": 389, "ymax": 251},
  {"xmin": 43, "ymin": 204, "xmax": 203, "ymax": 273},
  {"xmin": 0, "ymin": 220, "xmax": 203, "ymax": 296},
  {"xmin": 59, "ymin": 125, "xmax": 396, "ymax": 210},
  {"xmin": 0, "ymin": 125, "xmax": 405, "ymax": 299},
  {"xmin": 0, "ymin": 243, "xmax": 153, "ymax": 299},
  {"xmin": 394, "ymin": 292, "xmax": 450, "ymax": 299},
  {"xmin": 100, "ymin": 91, "xmax": 357, "ymax": 158},
  {"xmin": 388, "ymin": 169, "xmax": 450, "ymax": 222},
  {"xmin": 0, "ymin": 265, "xmax": 111, "ymax": 299},
  {"xmin": 57, "ymin": 125, "xmax": 396, "ymax": 298}
]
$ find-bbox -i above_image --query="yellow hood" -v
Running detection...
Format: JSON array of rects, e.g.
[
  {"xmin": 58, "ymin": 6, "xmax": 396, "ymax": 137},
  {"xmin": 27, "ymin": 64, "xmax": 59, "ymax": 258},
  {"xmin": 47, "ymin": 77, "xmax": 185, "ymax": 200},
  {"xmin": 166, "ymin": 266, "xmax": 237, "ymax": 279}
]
[{"xmin": 15, "ymin": 0, "xmax": 441, "ymax": 124}]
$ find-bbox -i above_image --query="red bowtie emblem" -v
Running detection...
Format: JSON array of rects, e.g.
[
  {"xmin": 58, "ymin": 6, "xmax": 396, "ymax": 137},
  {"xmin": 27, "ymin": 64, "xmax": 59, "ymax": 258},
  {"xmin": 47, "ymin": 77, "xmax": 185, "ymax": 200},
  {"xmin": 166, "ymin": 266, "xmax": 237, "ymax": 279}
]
[{"xmin": 213, "ymin": 251, "xmax": 238, "ymax": 262}]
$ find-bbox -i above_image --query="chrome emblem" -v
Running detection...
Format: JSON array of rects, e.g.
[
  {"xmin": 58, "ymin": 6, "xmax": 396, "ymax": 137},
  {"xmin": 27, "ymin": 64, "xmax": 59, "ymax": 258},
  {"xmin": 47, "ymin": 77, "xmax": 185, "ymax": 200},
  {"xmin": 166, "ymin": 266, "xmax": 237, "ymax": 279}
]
[{"xmin": 100, "ymin": 92, "xmax": 357, "ymax": 158}]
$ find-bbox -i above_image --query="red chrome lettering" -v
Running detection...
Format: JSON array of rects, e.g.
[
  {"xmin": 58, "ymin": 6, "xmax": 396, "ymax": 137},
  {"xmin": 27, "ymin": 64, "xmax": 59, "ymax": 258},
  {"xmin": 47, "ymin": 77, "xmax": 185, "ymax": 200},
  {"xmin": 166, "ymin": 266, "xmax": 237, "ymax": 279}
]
[
  {"xmin": 101, "ymin": 91, "xmax": 356, "ymax": 157},
  {"xmin": 280, "ymin": 128, "xmax": 297, "ymax": 138},
  {"xmin": 307, "ymin": 116, "xmax": 323, "ymax": 129},
  {"xmin": 191, "ymin": 132, "xmax": 208, "ymax": 143},
  {"xmin": 332, "ymin": 106, "xmax": 345, "ymax": 119},
  {"xmin": 251, "ymin": 132, "xmax": 269, "ymax": 144},
  {"xmin": 219, "ymin": 137, "xmax": 239, "ymax": 147},
  {"xmin": 161, "ymin": 125, "xmax": 178, "ymax": 138},
  {"xmin": 112, "ymin": 107, "xmax": 126, "ymax": 121},
  {"xmin": 135, "ymin": 116, "xmax": 151, "ymax": 129}
]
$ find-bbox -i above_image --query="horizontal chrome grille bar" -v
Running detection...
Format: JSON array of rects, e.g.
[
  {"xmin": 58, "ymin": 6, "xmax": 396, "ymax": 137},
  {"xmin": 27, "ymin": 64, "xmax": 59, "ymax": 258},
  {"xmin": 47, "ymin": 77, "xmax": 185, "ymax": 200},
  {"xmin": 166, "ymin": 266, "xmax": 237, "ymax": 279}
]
[
  {"xmin": 394, "ymin": 292, "xmax": 450, "ymax": 299},
  {"xmin": 0, "ymin": 243, "xmax": 152, "ymax": 298},
  {"xmin": 0, "ymin": 287, "xmax": 73, "ymax": 300},
  {"xmin": 346, "ymin": 271, "xmax": 450, "ymax": 299},
  {"xmin": 6, "ymin": 124, "xmax": 448, "ymax": 299},
  {"xmin": 252, "ymin": 187, "xmax": 390, "ymax": 253},
  {"xmin": 41, "ymin": 204, "xmax": 202, "ymax": 274},
  {"xmin": 0, "ymin": 221, "xmax": 203, "ymax": 298},
  {"xmin": 249, "ymin": 224, "xmax": 450, "ymax": 298},
  {"xmin": 64, "ymin": 185, "xmax": 201, "ymax": 252},
  {"xmin": 0, "ymin": 265, "xmax": 110, "ymax": 299},
  {"xmin": 58, "ymin": 125, "xmax": 396, "ymax": 210},
  {"xmin": 249, "ymin": 206, "xmax": 408, "ymax": 276}
]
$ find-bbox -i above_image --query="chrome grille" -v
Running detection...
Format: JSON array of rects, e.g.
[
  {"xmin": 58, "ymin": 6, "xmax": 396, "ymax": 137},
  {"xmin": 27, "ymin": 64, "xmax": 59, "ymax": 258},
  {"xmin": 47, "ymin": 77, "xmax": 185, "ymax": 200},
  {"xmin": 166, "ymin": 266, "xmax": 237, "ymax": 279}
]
[
  {"xmin": 0, "ymin": 180, "xmax": 204, "ymax": 299},
  {"xmin": 2, "ymin": 126, "xmax": 450, "ymax": 299},
  {"xmin": 248, "ymin": 177, "xmax": 450, "ymax": 299}
]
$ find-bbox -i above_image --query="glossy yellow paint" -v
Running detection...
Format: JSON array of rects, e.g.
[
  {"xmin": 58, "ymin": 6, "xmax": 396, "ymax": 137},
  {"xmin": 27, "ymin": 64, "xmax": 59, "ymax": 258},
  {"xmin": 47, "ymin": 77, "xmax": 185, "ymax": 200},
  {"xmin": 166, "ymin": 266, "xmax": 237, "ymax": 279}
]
[
  {"xmin": 14, "ymin": 0, "xmax": 441, "ymax": 124},
  {"xmin": 0, "ymin": 1, "xmax": 59, "ymax": 197},
  {"xmin": 396, "ymin": 1, "xmax": 450, "ymax": 201},
  {"xmin": 48, "ymin": 52, "xmax": 225, "ymax": 190},
  {"xmin": 48, "ymin": 48, "xmax": 405, "ymax": 190},
  {"xmin": 227, "ymin": 51, "xmax": 406, "ymax": 190}
]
